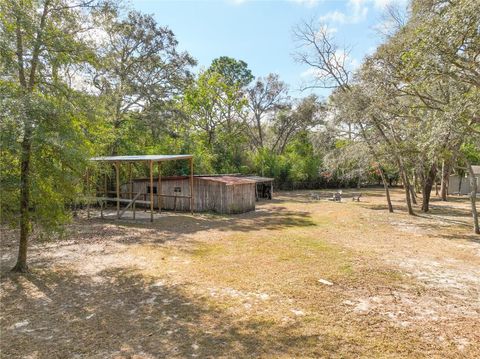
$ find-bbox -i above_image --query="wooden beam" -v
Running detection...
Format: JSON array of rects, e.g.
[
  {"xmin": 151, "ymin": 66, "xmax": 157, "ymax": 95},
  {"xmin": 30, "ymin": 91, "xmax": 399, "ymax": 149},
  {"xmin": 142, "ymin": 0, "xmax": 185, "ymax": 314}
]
[
  {"xmin": 104, "ymin": 172, "xmax": 107, "ymax": 197},
  {"xmin": 128, "ymin": 162, "xmax": 132, "ymax": 200},
  {"xmin": 86, "ymin": 167, "xmax": 90, "ymax": 219},
  {"xmin": 157, "ymin": 161, "xmax": 161, "ymax": 214},
  {"xmin": 119, "ymin": 192, "xmax": 142, "ymax": 218},
  {"xmin": 149, "ymin": 160, "xmax": 154, "ymax": 222},
  {"xmin": 189, "ymin": 158, "xmax": 194, "ymax": 214},
  {"xmin": 115, "ymin": 161, "xmax": 120, "ymax": 218}
]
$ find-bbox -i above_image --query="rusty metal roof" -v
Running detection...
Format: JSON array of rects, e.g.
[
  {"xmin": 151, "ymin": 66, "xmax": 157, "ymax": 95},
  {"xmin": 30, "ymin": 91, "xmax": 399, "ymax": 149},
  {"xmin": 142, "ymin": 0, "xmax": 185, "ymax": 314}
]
[
  {"xmin": 130, "ymin": 175, "xmax": 255, "ymax": 185},
  {"xmin": 242, "ymin": 175, "xmax": 274, "ymax": 183},
  {"xmin": 90, "ymin": 155, "xmax": 192, "ymax": 162},
  {"xmin": 196, "ymin": 176, "xmax": 256, "ymax": 185}
]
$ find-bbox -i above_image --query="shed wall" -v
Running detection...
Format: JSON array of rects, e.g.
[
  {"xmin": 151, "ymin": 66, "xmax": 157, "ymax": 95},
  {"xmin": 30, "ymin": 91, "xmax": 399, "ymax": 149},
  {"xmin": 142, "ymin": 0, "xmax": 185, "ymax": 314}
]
[
  {"xmin": 448, "ymin": 175, "xmax": 479, "ymax": 195},
  {"xmin": 120, "ymin": 177, "xmax": 256, "ymax": 214},
  {"xmin": 226, "ymin": 182, "xmax": 256, "ymax": 213}
]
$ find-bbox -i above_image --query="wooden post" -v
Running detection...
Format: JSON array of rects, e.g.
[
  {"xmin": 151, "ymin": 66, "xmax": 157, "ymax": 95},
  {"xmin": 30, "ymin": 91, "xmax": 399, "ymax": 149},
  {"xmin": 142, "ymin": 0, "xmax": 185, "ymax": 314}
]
[
  {"xmin": 149, "ymin": 160, "xmax": 154, "ymax": 222},
  {"xmin": 128, "ymin": 162, "xmax": 133, "ymax": 200},
  {"xmin": 115, "ymin": 161, "xmax": 120, "ymax": 219},
  {"xmin": 157, "ymin": 161, "xmax": 162, "ymax": 214},
  {"xmin": 189, "ymin": 158, "xmax": 194, "ymax": 214},
  {"xmin": 104, "ymin": 172, "xmax": 107, "ymax": 197},
  {"xmin": 102, "ymin": 170, "xmax": 107, "ymax": 220},
  {"xmin": 86, "ymin": 167, "xmax": 90, "ymax": 219}
]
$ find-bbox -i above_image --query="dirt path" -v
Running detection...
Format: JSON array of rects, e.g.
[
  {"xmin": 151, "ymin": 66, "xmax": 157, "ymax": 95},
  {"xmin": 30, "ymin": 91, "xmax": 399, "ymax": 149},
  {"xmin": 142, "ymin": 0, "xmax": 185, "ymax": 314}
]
[{"xmin": 1, "ymin": 189, "xmax": 479, "ymax": 358}]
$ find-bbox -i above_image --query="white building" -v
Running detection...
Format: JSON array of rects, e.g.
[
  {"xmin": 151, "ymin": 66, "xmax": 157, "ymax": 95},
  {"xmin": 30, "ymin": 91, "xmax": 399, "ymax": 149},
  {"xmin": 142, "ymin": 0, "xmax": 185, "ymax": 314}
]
[{"xmin": 448, "ymin": 165, "xmax": 480, "ymax": 195}]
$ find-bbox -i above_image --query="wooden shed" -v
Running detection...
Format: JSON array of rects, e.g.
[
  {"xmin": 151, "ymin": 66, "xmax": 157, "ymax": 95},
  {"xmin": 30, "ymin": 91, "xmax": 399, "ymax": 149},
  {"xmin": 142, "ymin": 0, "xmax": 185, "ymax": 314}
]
[
  {"xmin": 122, "ymin": 175, "xmax": 256, "ymax": 214},
  {"xmin": 448, "ymin": 165, "xmax": 480, "ymax": 195}
]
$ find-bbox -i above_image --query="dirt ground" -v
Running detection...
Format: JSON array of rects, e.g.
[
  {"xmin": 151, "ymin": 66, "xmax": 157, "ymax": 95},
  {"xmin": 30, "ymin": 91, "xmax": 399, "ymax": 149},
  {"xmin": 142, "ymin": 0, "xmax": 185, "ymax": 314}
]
[{"xmin": 1, "ymin": 188, "xmax": 479, "ymax": 358}]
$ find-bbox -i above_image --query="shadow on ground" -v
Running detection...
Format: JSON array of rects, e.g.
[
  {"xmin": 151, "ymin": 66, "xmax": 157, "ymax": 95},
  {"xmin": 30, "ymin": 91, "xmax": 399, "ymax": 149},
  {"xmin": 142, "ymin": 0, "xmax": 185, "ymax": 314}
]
[
  {"xmin": 0, "ymin": 267, "xmax": 358, "ymax": 359},
  {"xmin": 71, "ymin": 204, "xmax": 316, "ymax": 246}
]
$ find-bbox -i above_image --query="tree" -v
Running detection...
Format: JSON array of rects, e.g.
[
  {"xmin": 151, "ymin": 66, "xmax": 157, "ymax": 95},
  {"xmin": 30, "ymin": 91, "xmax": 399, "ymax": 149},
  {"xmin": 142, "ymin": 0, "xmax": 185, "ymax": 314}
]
[
  {"xmin": 0, "ymin": 0, "xmax": 102, "ymax": 272},
  {"xmin": 293, "ymin": 19, "xmax": 396, "ymax": 212},
  {"xmin": 324, "ymin": 140, "xmax": 373, "ymax": 188},
  {"xmin": 245, "ymin": 74, "xmax": 289, "ymax": 149},
  {"xmin": 271, "ymin": 95, "xmax": 322, "ymax": 154},
  {"xmin": 91, "ymin": 9, "xmax": 196, "ymax": 156},
  {"xmin": 374, "ymin": 0, "xmax": 480, "ymax": 217},
  {"xmin": 182, "ymin": 67, "xmax": 248, "ymax": 173},
  {"xmin": 293, "ymin": 19, "xmax": 352, "ymax": 91},
  {"xmin": 207, "ymin": 56, "xmax": 254, "ymax": 87}
]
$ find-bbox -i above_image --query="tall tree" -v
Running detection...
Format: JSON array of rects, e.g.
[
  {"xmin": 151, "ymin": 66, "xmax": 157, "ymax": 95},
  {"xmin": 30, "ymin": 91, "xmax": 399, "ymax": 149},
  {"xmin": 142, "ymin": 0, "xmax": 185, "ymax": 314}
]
[
  {"xmin": 92, "ymin": 9, "xmax": 196, "ymax": 156},
  {"xmin": 293, "ymin": 19, "xmax": 396, "ymax": 212},
  {"xmin": 0, "ymin": 0, "xmax": 102, "ymax": 272},
  {"xmin": 207, "ymin": 56, "xmax": 254, "ymax": 87},
  {"xmin": 182, "ymin": 67, "xmax": 248, "ymax": 173},
  {"xmin": 245, "ymin": 74, "xmax": 289, "ymax": 149},
  {"xmin": 271, "ymin": 95, "xmax": 322, "ymax": 154}
]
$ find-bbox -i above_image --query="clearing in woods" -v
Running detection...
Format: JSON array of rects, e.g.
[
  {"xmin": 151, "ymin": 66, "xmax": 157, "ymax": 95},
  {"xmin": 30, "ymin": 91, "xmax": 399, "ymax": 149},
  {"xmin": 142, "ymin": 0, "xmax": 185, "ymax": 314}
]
[{"xmin": 1, "ymin": 188, "xmax": 479, "ymax": 358}]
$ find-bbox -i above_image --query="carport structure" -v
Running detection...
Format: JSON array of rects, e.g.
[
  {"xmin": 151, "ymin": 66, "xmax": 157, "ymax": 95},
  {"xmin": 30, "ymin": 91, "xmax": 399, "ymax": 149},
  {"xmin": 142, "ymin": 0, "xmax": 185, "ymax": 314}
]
[{"xmin": 86, "ymin": 155, "xmax": 193, "ymax": 222}]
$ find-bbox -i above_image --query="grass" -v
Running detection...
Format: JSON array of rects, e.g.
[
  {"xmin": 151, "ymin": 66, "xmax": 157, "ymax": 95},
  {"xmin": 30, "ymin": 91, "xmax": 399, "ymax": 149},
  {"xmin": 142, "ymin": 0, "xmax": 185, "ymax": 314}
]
[{"xmin": 1, "ymin": 188, "xmax": 479, "ymax": 358}]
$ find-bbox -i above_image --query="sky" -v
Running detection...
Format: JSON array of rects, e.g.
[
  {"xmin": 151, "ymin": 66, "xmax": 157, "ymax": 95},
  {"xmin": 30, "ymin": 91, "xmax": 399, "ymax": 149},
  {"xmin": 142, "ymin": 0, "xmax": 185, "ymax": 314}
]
[{"xmin": 132, "ymin": 0, "xmax": 404, "ymax": 99}]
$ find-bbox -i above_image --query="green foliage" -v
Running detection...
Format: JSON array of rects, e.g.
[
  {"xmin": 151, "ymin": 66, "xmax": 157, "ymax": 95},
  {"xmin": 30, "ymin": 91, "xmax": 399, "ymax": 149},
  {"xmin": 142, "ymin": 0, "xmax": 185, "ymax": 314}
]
[
  {"xmin": 181, "ymin": 62, "xmax": 250, "ymax": 174},
  {"xmin": 207, "ymin": 56, "xmax": 254, "ymax": 87},
  {"xmin": 4, "ymin": 0, "xmax": 479, "ymax": 260},
  {"xmin": 0, "ymin": 0, "xmax": 102, "ymax": 234},
  {"xmin": 250, "ymin": 132, "xmax": 322, "ymax": 184}
]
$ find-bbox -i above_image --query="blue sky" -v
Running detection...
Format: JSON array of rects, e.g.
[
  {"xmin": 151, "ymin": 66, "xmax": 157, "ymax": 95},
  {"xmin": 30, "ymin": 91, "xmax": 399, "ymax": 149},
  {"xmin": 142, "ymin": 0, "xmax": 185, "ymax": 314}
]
[{"xmin": 133, "ymin": 0, "xmax": 402, "ymax": 98}]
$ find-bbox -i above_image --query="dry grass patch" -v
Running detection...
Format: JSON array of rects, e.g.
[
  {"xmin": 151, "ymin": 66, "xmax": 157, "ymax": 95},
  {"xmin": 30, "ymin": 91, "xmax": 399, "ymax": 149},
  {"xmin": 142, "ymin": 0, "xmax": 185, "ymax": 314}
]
[{"xmin": 1, "ymin": 188, "xmax": 479, "ymax": 358}]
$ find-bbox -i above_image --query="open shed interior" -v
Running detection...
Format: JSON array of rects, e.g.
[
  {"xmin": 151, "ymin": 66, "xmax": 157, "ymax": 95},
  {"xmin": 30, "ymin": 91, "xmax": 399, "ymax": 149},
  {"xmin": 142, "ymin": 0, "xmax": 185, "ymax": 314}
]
[
  {"xmin": 86, "ymin": 154, "xmax": 274, "ymax": 219},
  {"xmin": 122, "ymin": 175, "xmax": 269, "ymax": 214},
  {"xmin": 86, "ymin": 154, "xmax": 194, "ymax": 221}
]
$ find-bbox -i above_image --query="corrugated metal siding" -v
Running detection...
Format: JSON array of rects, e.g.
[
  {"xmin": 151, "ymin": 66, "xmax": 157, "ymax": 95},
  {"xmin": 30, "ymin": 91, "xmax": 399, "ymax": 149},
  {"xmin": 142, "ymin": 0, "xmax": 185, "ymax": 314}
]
[{"xmin": 448, "ymin": 175, "xmax": 479, "ymax": 195}]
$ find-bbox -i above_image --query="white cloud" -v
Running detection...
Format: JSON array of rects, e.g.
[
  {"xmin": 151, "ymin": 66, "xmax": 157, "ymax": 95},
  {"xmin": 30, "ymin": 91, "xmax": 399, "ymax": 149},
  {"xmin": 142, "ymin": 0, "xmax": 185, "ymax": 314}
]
[
  {"xmin": 288, "ymin": 0, "xmax": 321, "ymax": 7},
  {"xmin": 319, "ymin": 10, "xmax": 347, "ymax": 24},
  {"xmin": 301, "ymin": 67, "xmax": 322, "ymax": 78},
  {"xmin": 373, "ymin": 0, "xmax": 392, "ymax": 9},
  {"xmin": 372, "ymin": 0, "xmax": 408, "ymax": 10},
  {"xmin": 316, "ymin": 24, "xmax": 338, "ymax": 38},
  {"xmin": 227, "ymin": 0, "xmax": 248, "ymax": 5},
  {"xmin": 319, "ymin": 0, "xmax": 368, "ymax": 25},
  {"xmin": 367, "ymin": 45, "xmax": 377, "ymax": 55},
  {"xmin": 300, "ymin": 50, "xmax": 360, "ymax": 79},
  {"xmin": 335, "ymin": 49, "xmax": 361, "ymax": 70},
  {"xmin": 79, "ymin": 27, "xmax": 109, "ymax": 46}
]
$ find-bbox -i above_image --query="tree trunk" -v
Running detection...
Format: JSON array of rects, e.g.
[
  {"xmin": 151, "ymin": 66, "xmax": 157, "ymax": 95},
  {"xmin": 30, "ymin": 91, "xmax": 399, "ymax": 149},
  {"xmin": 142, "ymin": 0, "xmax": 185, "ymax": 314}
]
[
  {"xmin": 400, "ymin": 167, "xmax": 414, "ymax": 215},
  {"xmin": 421, "ymin": 163, "xmax": 437, "ymax": 212},
  {"xmin": 256, "ymin": 114, "xmax": 263, "ymax": 148},
  {"xmin": 356, "ymin": 123, "xmax": 393, "ymax": 213},
  {"xmin": 368, "ymin": 118, "xmax": 413, "ymax": 214},
  {"xmin": 410, "ymin": 184, "xmax": 417, "ymax": 205},
  {"xmin": 379, "ymin": 166, "xmax": 394, "ymax": 213},
  {"xmin": 466, "ymin": 163, "xmax": 479, "ymax": 234},
  {"xmin": 12, "ymin": 119, "xmax": 33, "ymax": 273},
  {"xmin": 440, "ymin": 160, "xmax": 450, "ymax": 201},
  {"xmin": 413, "ymin": 172, "xmax": 419, "ymax": 193},
  {"xmin": 11, "ymin": 0, "xmax": 49, "ymax": 273}
]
